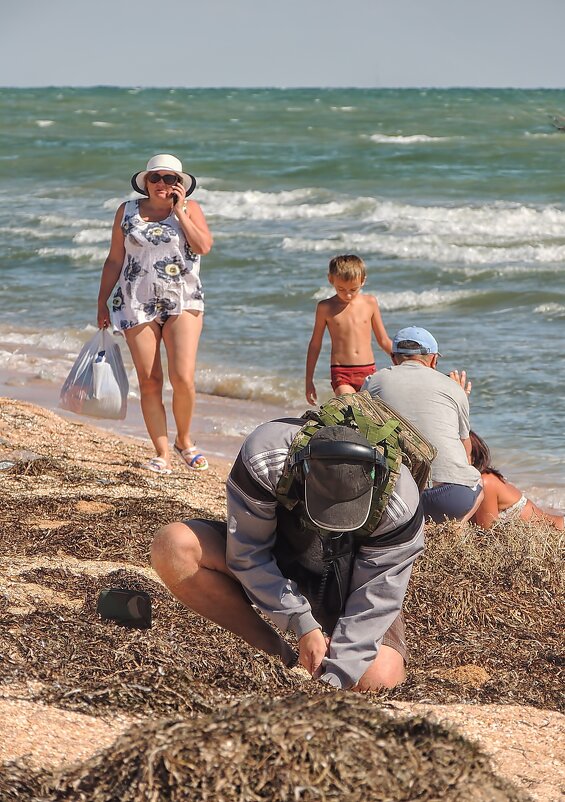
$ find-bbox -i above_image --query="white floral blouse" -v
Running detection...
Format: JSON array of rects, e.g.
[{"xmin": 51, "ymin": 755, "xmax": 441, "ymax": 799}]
[{"xmin": 110, "ymin": 199, "xmax": 204, "ymax": 332}]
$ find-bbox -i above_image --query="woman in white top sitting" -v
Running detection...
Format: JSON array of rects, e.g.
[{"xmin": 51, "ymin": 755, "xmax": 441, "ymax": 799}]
[
  {"xmin": 469, "ymin": 431, "xmax": 564, "ymax": 530},
  {"xmin": 97, "ymin": 154, "xmax": 213, "ymax": 474}
]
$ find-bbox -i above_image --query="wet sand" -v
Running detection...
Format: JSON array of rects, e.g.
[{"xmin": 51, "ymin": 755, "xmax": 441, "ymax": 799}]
[{"xmin": 0, "ymin": 368, "xmax": 304, "ymax": 466}]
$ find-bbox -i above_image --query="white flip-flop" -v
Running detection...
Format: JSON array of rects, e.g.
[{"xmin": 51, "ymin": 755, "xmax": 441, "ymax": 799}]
[
  {"xmin": 142, "ymin": 457, "xmax": 172, "ymax": 475},
  {"xmin": 174, "ymin": 443, "xmax": 208, "ymax": 471}
]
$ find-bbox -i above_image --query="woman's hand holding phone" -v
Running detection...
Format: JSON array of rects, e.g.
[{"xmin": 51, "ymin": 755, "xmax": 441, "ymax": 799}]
[{"xmin": 172, "ymin": 181, "xmax": 185, "ymax": 208}]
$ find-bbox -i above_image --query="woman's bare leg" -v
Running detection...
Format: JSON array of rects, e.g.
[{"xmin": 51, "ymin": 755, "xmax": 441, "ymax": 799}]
[
  {"xmin": 162, "ymin": 311, "xmax": 204, "ymax": 464},
  {"xmin": 521, "ymin": 500, "xmax": 565, "ymax": 530},
  {"xmin": 124, "ymin": 321, "xmax": 169, "ymax": 463},
  {"xmin": 151, "ymin": 520, "xmax": 297, "ymax": 664}
]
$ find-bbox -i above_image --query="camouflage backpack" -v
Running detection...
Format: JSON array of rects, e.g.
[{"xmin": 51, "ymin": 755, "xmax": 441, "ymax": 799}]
[{"xmin": 276, "ymin": 390, "xmax": 436, "ymax": 541}]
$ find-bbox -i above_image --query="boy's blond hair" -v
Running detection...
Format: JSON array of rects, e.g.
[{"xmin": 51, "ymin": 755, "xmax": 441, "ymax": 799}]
[{"xmin": 328, "ymin": 254, "xmax": 366, "ymax": 282}]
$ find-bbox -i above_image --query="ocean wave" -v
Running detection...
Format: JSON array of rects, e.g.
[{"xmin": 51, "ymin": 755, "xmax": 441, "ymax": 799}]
[
  {"xmin": 35, "ymin": 120, "xmax": 55, "ymax": 127},
  {"xmin": 0, "ymin": 323, "xmax": 301, "ymax": 407},
  {"xmin": 447, "ymin": 262, "xmax": 565, "ymax": 278},
  {"xmin": 92, "ymin": 121, "xmax": 113, "ymax": 127},
  {"xmin": 199, "ymin": 189, "xmax": 565, "ymax": 250},
  {"xmin": 0, "ymin": 329, "xmax": 85, "ymax": 352},
  {"xmin": 36, "ymin": 214, "xmax": 108, "ymax": 230},
  {"xmin": 311, "ymin": 287, "xmax": 476, "ymax": 310},
  {"xmin": 73, "ymin": 228, "xmax": 111, "ymax": 245},
  {"xmin": 368, "ymin": 133, "xmax": 451, "ymax": 144},
  {"xmin": 283, "ymin": 232, "xmax": 565, "ymax": 265},
  {"xmin": 362, "ymin": 199, "xmax": 565, "ymax": 240},
  {"xmin": 199, "ymin": 187, "xmax": 372, "ymax": 221},
  {"xmin": 37, "ymin": 245, "xmax": 108, "ymax": 262},
  {"xmin": 0, "ymin": 348, "xmax": 74, "ymax": 383},
  {"xmin": 534, "ymin": 302, "xmax": 565, "ymax": 318},
  {"xmin": 102, "ymin": 193, "xmax": 138, "ymax": 211},
  {"xmin": 196, "ymin": 367, "xmax": 301, "ymax": 406}
]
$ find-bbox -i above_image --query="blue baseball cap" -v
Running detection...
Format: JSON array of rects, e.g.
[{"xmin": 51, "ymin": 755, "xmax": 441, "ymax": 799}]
[{"xmin": 392, "ymin": 327, "xmax": 441, "ymax": 356}]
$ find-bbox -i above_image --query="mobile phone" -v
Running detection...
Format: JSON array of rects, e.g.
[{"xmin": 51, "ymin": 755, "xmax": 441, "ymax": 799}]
[{"xmin": 172, "ymin": 193, "xmax": 179, "ymax": 204}]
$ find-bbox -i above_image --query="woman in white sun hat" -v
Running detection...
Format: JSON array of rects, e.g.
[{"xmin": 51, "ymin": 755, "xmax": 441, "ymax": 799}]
[{"xmin": 97, "ymin": 154, "xmax": 213, "ymax": 474}]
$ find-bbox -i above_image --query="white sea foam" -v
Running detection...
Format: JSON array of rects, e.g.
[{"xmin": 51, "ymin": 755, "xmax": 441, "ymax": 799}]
[
  {"xmin": 311, "ymin": 287, "xmax": 476, "ymax": 310},
  {"xmin": 362, "ymin": 199, "xmax": 565, "ymax": 240},
  {"xmin": 368, "ymin": 133, "xmax": 450, "ymax": 144},
  {"xmin": 0, "ymin": 349, "xmax": 69, "ymax": 378},
  {"xmin": 36, "ymin": 214, "xmax": 108, "ymax": 230},
  {"xmin": 456, "ymin": 261, "xmax": 565, "ymax": 277},
  {"xmin": 281, "ymin": 196, "xmax": 565, "ymax": 264},
  {"xmin": 0, "ymin": 226, "xmax": 57, "ymax": 241},
  {"xmin": 35, "ymin": 120, "xmax": 54, "ymax": 127},
  {"xmin": 201, "ymin": 188, "xmax": 565, "ymax": 253},
  {"xmin": 378, "ymin": 288, "xmax": 477, "ymax": 311},
  {"xmin": 92, "ymin": 121, "xmax": 113, "ymax": 127},
  {"xmin": 73, "ymin": 228, "xmax": 110, "ymax": 245},
  {"xmin": 199, "ymin": 187, "xmax": 372, "ymax": 222},
  {"xmin": 534, "ymin": 303, "xmax": 565, "ymax": 317},
  {"xmin": 37, "ymin": 245, "xmax": 108, "ymax": 262},
  {"xmin": 0, "ymin": 329, "xmax": 84, "ymax": 352},
  {"xmin": 0, "ymin": 325, "xmax": 135, "ymax": 390},
  {"xmin": 102, "ymin": 194, "xmax": 138, "ymax": 210},
  {"xmin": 284, "ymin": 232, "xmax": 565, "ymax": 265}
]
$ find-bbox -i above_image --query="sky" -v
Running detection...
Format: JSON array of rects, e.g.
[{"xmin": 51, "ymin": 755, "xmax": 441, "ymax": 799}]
[{"xmin": 1, "ymin": 0, "xmax": 564, "ymax": 88}]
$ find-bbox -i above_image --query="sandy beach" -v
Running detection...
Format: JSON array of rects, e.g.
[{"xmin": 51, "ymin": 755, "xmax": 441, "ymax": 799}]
[{"xmin": 0, "ymin": 395, "xmax": 563, "ymax": 801}]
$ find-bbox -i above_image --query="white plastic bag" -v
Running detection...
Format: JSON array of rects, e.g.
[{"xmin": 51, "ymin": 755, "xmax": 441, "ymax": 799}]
[{"xmin": 60, "ymin": 329, "xmax": 129, "ymax": 420}]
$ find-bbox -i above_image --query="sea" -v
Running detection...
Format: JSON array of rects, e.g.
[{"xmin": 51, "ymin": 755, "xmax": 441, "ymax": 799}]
[{"xmin": 0, "ymin": 87, "xmax": 564, "ymax": 507}]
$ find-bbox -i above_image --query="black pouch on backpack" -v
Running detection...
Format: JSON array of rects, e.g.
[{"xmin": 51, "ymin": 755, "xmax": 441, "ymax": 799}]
[{"xmin": 96, "ymin": 588, "xmax": 152, "ymax": 629}]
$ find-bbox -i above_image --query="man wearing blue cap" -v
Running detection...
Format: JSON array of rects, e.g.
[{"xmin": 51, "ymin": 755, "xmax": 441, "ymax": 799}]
[{"xmin": 362, "ymin": 326, "xmax": 483, "ymax": 523}]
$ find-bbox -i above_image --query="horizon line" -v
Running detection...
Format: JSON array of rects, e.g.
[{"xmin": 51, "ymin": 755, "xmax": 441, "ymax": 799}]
[{"xmin": 1, "ymin": 84, "xmax": 564, "ymax": 91}]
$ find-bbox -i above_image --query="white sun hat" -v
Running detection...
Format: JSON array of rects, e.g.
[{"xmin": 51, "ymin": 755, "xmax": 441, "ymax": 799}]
[{"xmin": 131, "ymin": 154, "xmax": 197, "ymax": 197}]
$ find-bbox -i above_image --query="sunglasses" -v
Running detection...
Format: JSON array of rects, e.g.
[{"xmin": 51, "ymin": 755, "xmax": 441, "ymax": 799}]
[{"xmin": 147, "ymin": 173, "xmax": 180, "ymax": 186}]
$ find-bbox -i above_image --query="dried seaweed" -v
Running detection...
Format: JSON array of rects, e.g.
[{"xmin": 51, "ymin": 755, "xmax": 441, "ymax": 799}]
[
  {"xmin": 0, "ymin": 694, "xmax": 530, "ymax": 802},
  {"xmin": 385, "ymin": 520, "xmax": 565, "ymax": 711},
  {"xmin": 0, "ymin": 569, "xmax": 303, "ymax": 717},
  {"xmin": 0, "ymin": 494, "xmax": 192, "ymax": 562}
]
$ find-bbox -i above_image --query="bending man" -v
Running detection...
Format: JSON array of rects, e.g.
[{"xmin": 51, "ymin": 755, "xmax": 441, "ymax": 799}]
[{"xmin": 152, "ymin": 414, "xmax": 424, "ymax": 691}]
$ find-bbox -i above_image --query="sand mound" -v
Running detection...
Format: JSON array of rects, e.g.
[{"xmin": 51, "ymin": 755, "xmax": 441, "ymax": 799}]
[{"xmin": 2, "ymin": 694, "xmax": 529, "ymax": 802}]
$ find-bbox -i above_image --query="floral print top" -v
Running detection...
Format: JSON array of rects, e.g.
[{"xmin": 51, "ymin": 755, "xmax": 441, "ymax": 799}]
[{"xmin": 110, "ymin": 199, "xmax": 204, "ymax": 332}]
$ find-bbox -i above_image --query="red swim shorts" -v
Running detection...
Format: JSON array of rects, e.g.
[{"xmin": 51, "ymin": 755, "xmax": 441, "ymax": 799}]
[{"xmin": 330, "ymin": 363, "xmax": 376, "ymax": 392}]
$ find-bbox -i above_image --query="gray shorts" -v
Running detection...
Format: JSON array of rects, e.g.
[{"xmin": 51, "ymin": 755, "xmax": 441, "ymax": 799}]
[
  {"xmin": 187, "ymin": 518, "xmax": 408, "ymax": 662},
  {"xmin": 421, "ymin": 481, "xmax": 483, "ymax": 523}
]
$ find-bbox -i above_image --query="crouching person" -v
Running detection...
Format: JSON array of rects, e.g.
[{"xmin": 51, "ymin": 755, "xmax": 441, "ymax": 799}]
[{"xmin": 151, "ymin": 413, "xmax": 425, "ymax": 691}]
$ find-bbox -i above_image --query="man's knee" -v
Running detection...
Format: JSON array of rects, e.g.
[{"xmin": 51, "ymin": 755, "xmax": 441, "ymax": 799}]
[
  {"xmin": 151, "ymin": 520, "xmax": 200, "ymax": 581},
  {"xmin": 353, "ymin": 646, "xmax": 406, "ymax": 692}
]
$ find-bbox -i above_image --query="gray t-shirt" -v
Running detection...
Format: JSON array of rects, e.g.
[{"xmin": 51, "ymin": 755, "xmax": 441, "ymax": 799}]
[{"xmin": 362, "ymin": 361, "xmax": 480, "ymax": 487}]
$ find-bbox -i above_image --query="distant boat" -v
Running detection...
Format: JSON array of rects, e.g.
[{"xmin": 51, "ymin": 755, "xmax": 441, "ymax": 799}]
[{"xmin": 550, "ymin": 116, "xmax": 565, "ymax": 131}]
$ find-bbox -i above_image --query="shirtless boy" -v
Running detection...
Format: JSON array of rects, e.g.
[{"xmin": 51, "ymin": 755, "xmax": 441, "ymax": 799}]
[{"xmin": 305, "ymin": 254, "xmax": 392, "ymax": 405}]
